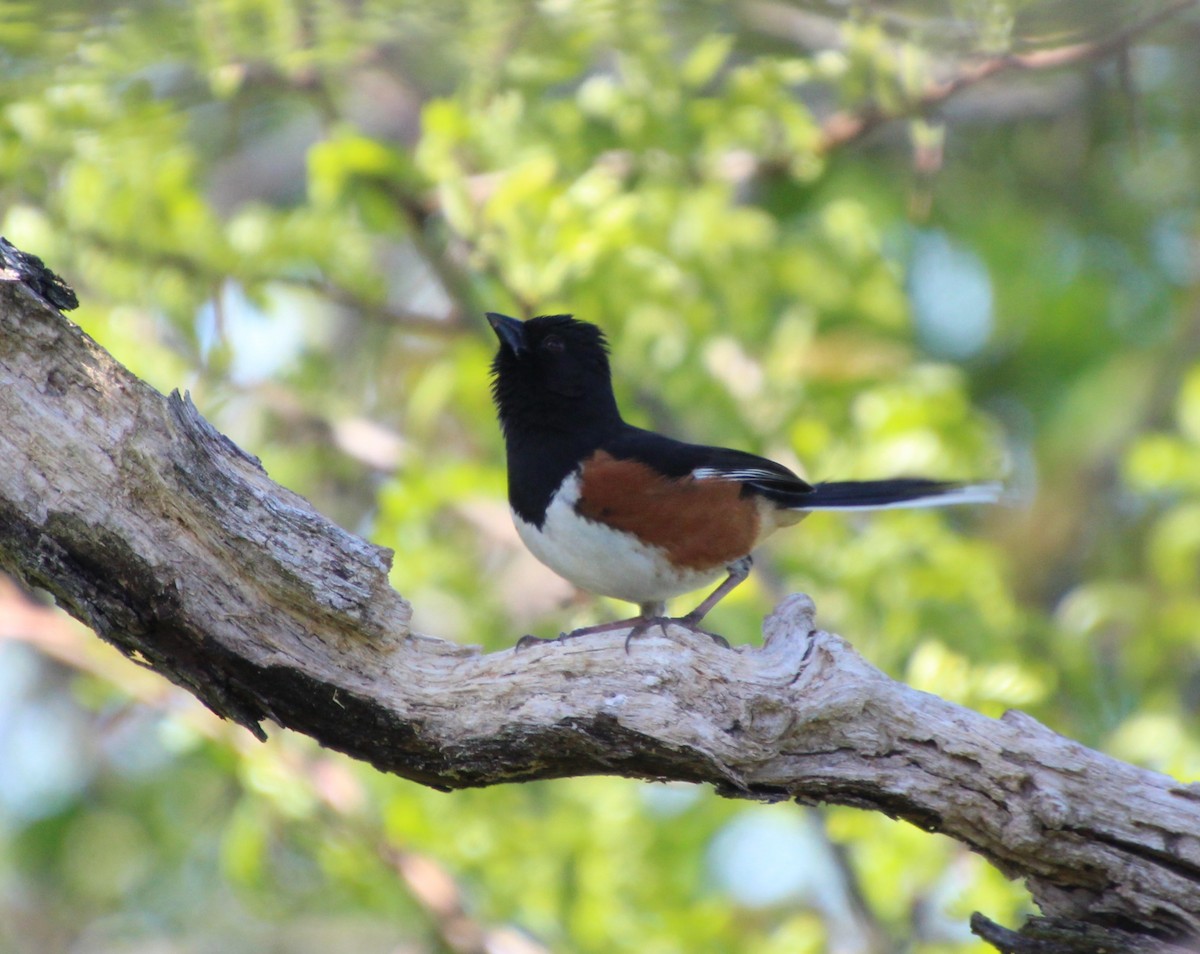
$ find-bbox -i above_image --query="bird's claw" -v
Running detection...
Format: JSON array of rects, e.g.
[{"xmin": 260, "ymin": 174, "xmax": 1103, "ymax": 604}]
[
  {"xmin": 516, "ymin": 629, "xmax": 589, "ymax": 650},
  {"xmin": 519, "ymin": 618, "xmax": 731, "ymax": 652},
  {"xmin": 623, "ymin": 616, "xmax": 731, "ymax": 652},
  {"xmin": 703, "ymin": 630, "xmax": 731, "ymax": 650},
  {"xmin": 676, "ymin": 614, "xmax": 731, "ymax": 649},
  {"xmin": 623, "ymin": 617, "xmax": 663, "ymax": 653}
]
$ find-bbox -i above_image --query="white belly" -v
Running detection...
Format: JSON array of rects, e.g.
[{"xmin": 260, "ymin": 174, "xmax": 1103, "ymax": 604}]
[{"xmin": 512, "ymin": 474, "xmax": 723, "ymax": 605}]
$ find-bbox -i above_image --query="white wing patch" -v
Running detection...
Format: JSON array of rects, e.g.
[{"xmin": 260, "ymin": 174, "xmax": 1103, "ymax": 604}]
[{"xmin": 692, "ymin": 467, "xmax": 793, "ymax": 482}]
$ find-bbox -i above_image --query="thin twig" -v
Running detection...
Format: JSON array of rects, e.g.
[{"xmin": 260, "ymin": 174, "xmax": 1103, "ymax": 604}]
[{"xmin": 816, "ymin": 0, "xmax": 1199, "ymax": 152}]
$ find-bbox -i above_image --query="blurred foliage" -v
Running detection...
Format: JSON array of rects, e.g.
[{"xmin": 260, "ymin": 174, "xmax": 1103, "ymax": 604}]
[{"xmin": 3, "ymin": 0, "xmax": 1200, "ymax": 951}]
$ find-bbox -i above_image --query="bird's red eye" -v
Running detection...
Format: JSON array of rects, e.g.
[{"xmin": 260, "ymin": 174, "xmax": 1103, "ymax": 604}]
[{"xmin": 542, "ymin": 334, "xmax": 565, "ymax": 353}]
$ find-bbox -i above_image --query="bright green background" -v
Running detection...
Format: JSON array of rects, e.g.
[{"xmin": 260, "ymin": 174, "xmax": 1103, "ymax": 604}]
[{"xmin": 2, "ymin": 1, "xmax": 1199, "ymax": 951}]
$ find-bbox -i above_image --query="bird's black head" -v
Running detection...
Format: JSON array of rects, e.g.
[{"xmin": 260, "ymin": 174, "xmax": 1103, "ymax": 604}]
[{"xmin": 487, "ymin": 313, "xmax": 622, "ymax": 441}]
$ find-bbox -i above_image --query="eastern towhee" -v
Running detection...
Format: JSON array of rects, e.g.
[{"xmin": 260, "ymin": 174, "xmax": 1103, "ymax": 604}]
[{"xmin": 488, "ymin": 312, "xmax": 998, "ymax": 645}]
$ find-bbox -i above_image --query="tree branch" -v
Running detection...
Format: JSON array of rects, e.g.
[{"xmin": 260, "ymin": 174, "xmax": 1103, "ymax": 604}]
[
  {"xmin": 799, "ymin": 0, "xmax": 1200, "ymax": 153},
  {"xmin": 2, "ymin": 254, "xmax": 1199, "ymax": 951}
]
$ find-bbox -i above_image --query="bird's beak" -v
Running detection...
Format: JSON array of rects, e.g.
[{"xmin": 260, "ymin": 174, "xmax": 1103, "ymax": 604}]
[{"xmin": 486, "ymin": 312, "xmax": 527, "ymax": 355}]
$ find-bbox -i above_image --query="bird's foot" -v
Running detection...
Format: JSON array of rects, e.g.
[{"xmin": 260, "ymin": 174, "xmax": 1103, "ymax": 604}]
[
  {"xmin": 622, "ymin": 616, "xmax": 666, "ymax": 653},
  {"xmin": 517, "ymin": 616, "xmax": 730, "ymax": 651},
  {"xmin": 623, "ymin": 615, "xmax": 731, "ymax": 652},
  {"xmin": 673, "ymin": 613, "xmax": 731, "ymax": 649},
  {"xmin": 517, "ymin": 617, "xmax": 640, "ymax": 650}
]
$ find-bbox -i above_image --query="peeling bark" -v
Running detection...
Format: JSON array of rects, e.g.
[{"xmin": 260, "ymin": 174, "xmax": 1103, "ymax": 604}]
[{"xmin": 2, "ymin": 260, "xmax": 1198, "ymax": 952}]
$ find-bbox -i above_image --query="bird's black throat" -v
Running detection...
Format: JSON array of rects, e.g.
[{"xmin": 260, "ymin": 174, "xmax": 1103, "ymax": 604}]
[
  {"xmin": 491, "ymin": 372, "xmax": 622, "ymax": 528},
  {"xmin": 501, "ymin": 422, "xmax": 615, "ymax": 528},
  {"xmin": 487, "ymin": 312, "xmax": 624, "ymax": 527}
]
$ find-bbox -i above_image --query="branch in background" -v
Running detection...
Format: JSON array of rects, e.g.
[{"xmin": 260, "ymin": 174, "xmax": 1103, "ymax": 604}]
[
  {"xmin": 390, "ymin": 178, "xmax": 540, "ymax": 320},
  {"xmin": 740, "ymin": 0, "xmax": 1198, "ymax": 153},
  {"xmin": 809, "ymin": 0, "xmax": 1200, "ymax": 153},
  {"xmin": 67, "ymin": 222, "xmax": 461, "ymax": 336},
  {"xmin": 406, "ymin": 0, "xmax": 1199, "ymax": 237},
  {"xmin": 55, "ymin": 2, "xmax": 1193, "ymax": 339},
  {"xmin": 381, "ymin": 844, "xmax": 550, "ymax": 954},
  {"xmin": 2, "ymin": 253, "xmax": 1200, "ymax": 952}
]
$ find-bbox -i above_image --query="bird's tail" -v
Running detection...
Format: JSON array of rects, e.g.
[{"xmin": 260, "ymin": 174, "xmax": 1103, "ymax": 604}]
[{"xmin": 795, "ymin": 478, "xmax": 1002, "ymax": 511}]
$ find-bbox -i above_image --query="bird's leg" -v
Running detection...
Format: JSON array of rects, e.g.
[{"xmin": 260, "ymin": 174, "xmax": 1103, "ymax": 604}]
[
  {"xmin": 519, "ymin": 560, "xmax": 750, "ymax": 652},
  {"xmin": 523, "ymin": 603, "xmax": 672, "ymax": 652},
  {"xmin": 622, "ymin": 601, "xmax": 667, "ymax": 652},
  {"xmin": 624, "ymin": 557, "xmax": 752, "ymax": 652},
  {"xmin": 678, "ymin": 556, "xmax": 752, "ymax": 627},
  {"xmin": 652, "ymin": 556, "xmax": 752, "ymax": 649}
]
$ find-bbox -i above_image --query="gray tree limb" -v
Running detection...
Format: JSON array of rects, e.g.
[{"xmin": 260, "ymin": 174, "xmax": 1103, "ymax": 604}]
[{"xmin": 1, "ymin": 260, "xmax": 1198, "ymax": 953}]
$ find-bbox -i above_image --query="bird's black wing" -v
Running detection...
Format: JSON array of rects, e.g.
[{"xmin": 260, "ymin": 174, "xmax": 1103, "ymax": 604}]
[
  {"xmin": 601, "ymin": 427, "xmax": 999, "ymax": 511},
  {"xmin": 604, "ymin": 426, "xmax": 815, "ymax": 503}
]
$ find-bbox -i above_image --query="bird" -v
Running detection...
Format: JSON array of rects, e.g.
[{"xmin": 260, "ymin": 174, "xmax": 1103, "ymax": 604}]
[{"xmin": 487, "ymin": 311, "xmax": 999, "ymax": 646}]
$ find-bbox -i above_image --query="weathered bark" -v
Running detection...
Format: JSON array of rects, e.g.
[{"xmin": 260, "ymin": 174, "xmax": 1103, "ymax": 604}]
[{"xmin": 1, "ymin": 252, "xmax": 1198, "ymax": 952}]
